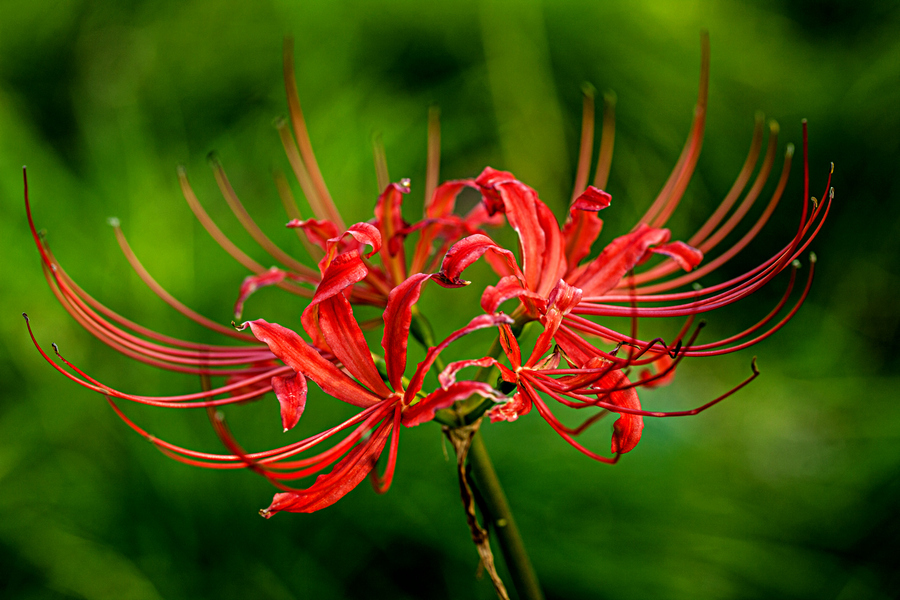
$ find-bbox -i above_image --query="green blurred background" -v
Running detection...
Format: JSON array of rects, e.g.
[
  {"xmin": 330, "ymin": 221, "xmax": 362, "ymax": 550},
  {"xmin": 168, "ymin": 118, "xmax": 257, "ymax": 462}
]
[{"xmin": 2, "ymin": 0, "xmax": 898, "ymax": 598}]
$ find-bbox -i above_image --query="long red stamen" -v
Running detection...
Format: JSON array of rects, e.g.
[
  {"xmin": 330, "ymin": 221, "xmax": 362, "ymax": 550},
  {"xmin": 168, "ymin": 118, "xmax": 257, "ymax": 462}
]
[
  {"xmin": 570, "ymin": 84, "xmax": 595, "ymax": 202},
  {"xmin": 592, "ymin": 91, "xmax": 616, "ymax": 190},
  {"xmin": 638, "ymin": 32, "xmax": 709, "ymax": 229},
  {"xmin": 626, "ymin": 133, "xmax": 788, "ymax": 291},
  {"xmin": 527, "ymin": 386, "xmax": 619, "ymax": 464},
  {"xmin": 112, "ymin": 223, "xmax": 261, "ymax": 341},
  {"xmin": 283, "ymin": 38, "xmax": 344, "ymax": 230},
  {"xmin": 209, "ymin": 156, "xmax": 319, "ymax": 278},
  {"xmin": 424, "ymin": 106, "xmax": 441, "ymax": 210},
  {"xmin": 687, "ymin": 112, "xmax": 765, "ymax": 247},
  {"xmin": 179, "ymin": 167, "xmax": 314, "ymax": 299}
]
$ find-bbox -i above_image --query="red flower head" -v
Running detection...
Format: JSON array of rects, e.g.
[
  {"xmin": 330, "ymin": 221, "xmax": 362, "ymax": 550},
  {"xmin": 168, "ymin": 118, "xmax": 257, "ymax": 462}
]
[
  {"xmin": 235, "ymin": 253, "xmax": 511, "ymax": 515},
  {"xmin": 20, "ymin": 39, "xmax": 510, "ymax": 515},
  {"xmin": 25, "ymin": 206, "xmax": 509, "ymax": 515},
  {"xmin": 23, "ymin": 34, "xmax": 831, "ymax": 517},
  {"xmin": 434, "ymin": 37, "xmax": 831, "ymax": 459}
]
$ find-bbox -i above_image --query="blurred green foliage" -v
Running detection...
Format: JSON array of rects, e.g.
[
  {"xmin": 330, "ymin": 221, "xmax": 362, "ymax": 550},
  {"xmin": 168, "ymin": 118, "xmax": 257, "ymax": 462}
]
[{"xmin": 1, "ymin": 0, "xmax": 899, "ymax": 598}]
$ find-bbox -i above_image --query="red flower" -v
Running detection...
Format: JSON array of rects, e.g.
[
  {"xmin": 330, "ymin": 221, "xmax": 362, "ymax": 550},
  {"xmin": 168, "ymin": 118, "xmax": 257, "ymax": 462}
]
[
  {"xmin": 434, "ymin": 41, "xmax": 831, "ymax": 456},
  {"xmin": 19, "ymin": 39, "xmax": 509, "ymax": 517},
  {"xmin": 23, "ymin": 34, "xmax": 832, "ymax": 516},
  {"xmin": 438, "ymin": 278, "xmax": 642, "ymax": 460},
  {"xmin": 218, "ymin": 253, "xmax": 513, "ymax": 515},
  {"xmin": 25, "ymin": 196, "xmax": 508, "ymax": 514}
]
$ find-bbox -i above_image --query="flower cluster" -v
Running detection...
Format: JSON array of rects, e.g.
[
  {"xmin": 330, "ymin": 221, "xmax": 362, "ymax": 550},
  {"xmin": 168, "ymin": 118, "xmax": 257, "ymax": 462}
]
[{"xmin": 25, "ymin": 39, "xmax": 831, "ymax": 517}]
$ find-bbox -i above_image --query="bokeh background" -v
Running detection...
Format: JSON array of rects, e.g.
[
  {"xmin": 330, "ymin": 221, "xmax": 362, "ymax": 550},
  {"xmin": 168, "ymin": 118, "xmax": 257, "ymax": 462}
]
[{"xmin": 2, "ymin": 0, "xmax": 899, "ymax": 598}]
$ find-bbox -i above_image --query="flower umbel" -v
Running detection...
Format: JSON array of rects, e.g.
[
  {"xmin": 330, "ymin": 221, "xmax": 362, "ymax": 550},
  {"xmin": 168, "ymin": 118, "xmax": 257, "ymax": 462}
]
[{"xmin": 24, "ymin": 36, "xmax": 830, "ymax": 597}]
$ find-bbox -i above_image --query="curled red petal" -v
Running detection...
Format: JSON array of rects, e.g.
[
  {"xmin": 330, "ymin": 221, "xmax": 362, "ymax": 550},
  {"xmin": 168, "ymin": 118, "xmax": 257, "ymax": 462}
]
[
  {"xmin": 528, "ymin": 280, "xmax": 583, "ymax": 365},
  {"xmin": 244, "ymin": 319, "xmax": 381, "ymax": 408},
  {"xmin": 562, "ymin": 209, "xmax": 603, "ymax": 270},
  {"xmin": 375, "ymin": 181, "xmax": 410, "ymax": 285},
  {"xmin": 381, "ymin": 273, "xmax": 432, "ymax": 391},
  {"xmin": 563, "ymin": 186, "xmax": 609, "ymax": 269},
  {"xmin": 301, "ymin": 250, "xmax": 369, "ymax": 347},
  {"xmin": 402, "ymin": 381, "xmax": 503, "ymax": 427},
  {"xmin": 572, "ymin": 186, "xmax": 612, "ymax": 212},
  {"xmin": 426, "ymin": 179, "xmax": 476, "ymax": 219},
  {"xmin": 322, "ymin": 222, "xmax": 382, "ymax": 268},
  {"xmin": 286, "ymin": 218, "xmax": 340, "ymax": 251},
  {"xmin": 546, "ymin": 278, "xmax": 584, "ymax": 314},
  {"xmin": 309, "ymin": 250, "xmax": 368, "ymax": 305},
  {"xmin": 570, "ymin": 223, "xmax": 671, "ymax": 296},
  {"xmin": 476, "ymin": 167, "xmax": 568, "ymax": 295},
  {"xmin": 480, "ymin": 275, "xmax": 542, "ymax": 314},
  {"xmin": 474, "ymin": 166, "xmax": 517, "ymax": 215},
  {"xmin": 534, "ymin": 201, "xmax": 567, "ymax": 295},
  {"xmin": 438, "ymin": 357, "xmax": 507, "ymax": 388},
  {"xmin": 409, "ymin": 178, "xmax": 497, "ymax": 273},
  {"xmin": 434, "ymin": 234, "xmax": 524, "ymax": 288},
  {"xmin": 600, "ymin": 370, "xmax": 643, "ymax": 454},
  {"xmin": 488, "ymin": 390, "xmax": 532, "ymax": 423},
  {"xmin": 483, "ymin": 175, "xmax": 546, "ymax": 286},
  {"xmin": 650, "ymin": 241, "xmax": 703, "ymax": 272},
  {"xmin": 271, "ymin": 372, "xmax": 307, "ymax": 432},
  {"xmin": 234, "ymin": 267, "xmax": 289, "ymax": 320}
]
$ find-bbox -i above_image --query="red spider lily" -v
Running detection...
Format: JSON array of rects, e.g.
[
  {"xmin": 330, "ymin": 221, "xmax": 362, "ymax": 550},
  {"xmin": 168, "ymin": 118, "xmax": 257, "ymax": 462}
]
[
  {"xmin": 433, "ymin": 38, "xmax": 831, "ymax": 455},
  {"xmin": 234, "ymin": 255, "xmax": 510, "ymax": 515},
  {"xmin": 22, "ymin": 31, "xmax": 833, "ymax": 524},
  {"xmin": 437, "ymin": 278, "xmax": 642, "ymax": 462},
  {"xmin": 24, "ymin": 216, "xmax": 509, "ymax": 514},
  {"xmin": 19, "ymin": 35, "xmax": 504, "ymax": 426},
  {"xmin": 18, "ymin": 37, "xmax": 509, "ymax": 517}
]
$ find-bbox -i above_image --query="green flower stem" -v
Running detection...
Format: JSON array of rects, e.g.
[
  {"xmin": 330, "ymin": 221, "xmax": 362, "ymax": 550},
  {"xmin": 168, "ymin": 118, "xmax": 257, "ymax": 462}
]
[
  {"xmin": 426, "ymin": 309, "xmax": 542, "ymax": 597},
  {"xmin": 469, "ymin": 430, "xmax": 545, "ymax": 600}
]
